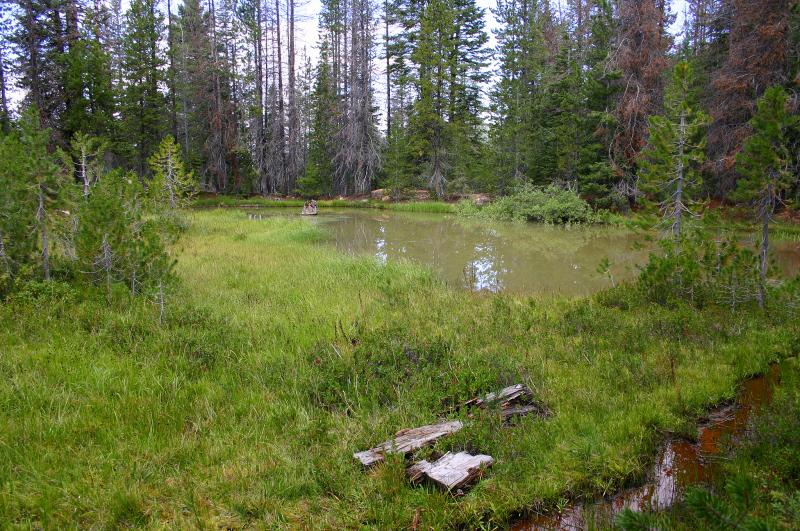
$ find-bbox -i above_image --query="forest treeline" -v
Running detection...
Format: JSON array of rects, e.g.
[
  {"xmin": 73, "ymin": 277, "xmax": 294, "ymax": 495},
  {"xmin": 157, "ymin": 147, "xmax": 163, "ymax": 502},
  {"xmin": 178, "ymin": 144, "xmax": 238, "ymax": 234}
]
[{"xmin": 0, "ymin": 0, "xmax": 798, "ymax": 206}]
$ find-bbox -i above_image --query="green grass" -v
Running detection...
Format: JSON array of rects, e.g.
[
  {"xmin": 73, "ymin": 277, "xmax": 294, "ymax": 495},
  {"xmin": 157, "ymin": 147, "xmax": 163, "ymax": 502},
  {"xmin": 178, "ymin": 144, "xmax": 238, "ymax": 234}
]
[
  {"xmin": 192, "ymin": 195, "xmax": 457, "ymax": 213},
  {"xmin": 0, "ymin": 209, "xmax": 797, "ymax": 529},
  {"xmin": 619, "ymin": 356, "xmax": 800, "ymax": 530}
]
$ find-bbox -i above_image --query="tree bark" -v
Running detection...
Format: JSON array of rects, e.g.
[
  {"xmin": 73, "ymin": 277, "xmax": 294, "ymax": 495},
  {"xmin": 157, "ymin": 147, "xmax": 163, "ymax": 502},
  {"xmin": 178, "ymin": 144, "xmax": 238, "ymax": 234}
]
[
  {"xmin": 758, "ymin": 178, "xmax": 775, "ymax": 308},
  {"xmin": 0, "ymin": 45, "xmax": 8, "ymax": 133},
  {"xmin": 37, "ymin": 185, "xmax": 50, "ymax": 281},
  {"xmin": 167, "ymin": 0, "xmax": 178, "ymax": 139},
  {"xmin": 673, "ymin": 109, "xmax": 687, "ymax": 241},
  {"xmin": 275, "ymin": 0, "xmax": 286, "ymax": 193},
  {"xmin": 385, "ymin": 0, "xmax": 391, "ymax": 137}
]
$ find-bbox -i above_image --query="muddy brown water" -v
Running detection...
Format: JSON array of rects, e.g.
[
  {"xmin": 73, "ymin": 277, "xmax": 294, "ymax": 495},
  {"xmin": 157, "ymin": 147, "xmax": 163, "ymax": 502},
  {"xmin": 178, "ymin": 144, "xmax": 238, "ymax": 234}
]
[
  {"xmin": 247, "ymin": 208, "xmax": 800, "ymax": 296},
  {"xmin": 512, "ymin": 364, "xmax": 782, "ymax": 530}
]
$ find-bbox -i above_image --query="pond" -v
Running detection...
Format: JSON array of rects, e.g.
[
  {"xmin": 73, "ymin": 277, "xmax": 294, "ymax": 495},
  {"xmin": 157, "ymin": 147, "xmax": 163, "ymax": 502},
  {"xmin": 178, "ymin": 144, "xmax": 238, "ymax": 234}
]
[{"xmin": 247, "ymin": 208, "xmax": 800, "ymax": 297}]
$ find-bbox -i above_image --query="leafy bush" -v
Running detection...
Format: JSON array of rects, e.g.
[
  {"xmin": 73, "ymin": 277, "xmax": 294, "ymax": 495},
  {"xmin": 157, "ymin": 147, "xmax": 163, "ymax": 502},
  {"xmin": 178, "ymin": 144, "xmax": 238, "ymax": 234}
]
[{"xmin": 457, "ymin": 184, "xmax": 593, "ymax": 224}]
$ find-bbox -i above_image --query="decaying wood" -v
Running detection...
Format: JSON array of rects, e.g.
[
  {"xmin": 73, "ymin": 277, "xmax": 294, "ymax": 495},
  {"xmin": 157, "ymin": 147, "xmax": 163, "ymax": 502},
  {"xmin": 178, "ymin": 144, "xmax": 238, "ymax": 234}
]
[
  {"xmin": 407, "ymin": 452, "xmax": 494, "ymax": 492},
  {"xmin": 483, "ymin": 383, "xmax": 530, "ymax": 408},
  {"xmin": 354, "ymin": 420, "xmax": 463, "ymax": 467},
  {"xmin": 448, "ymin": 384, "xmax": 551, "ymax": 420},
  {"xmin": 501, "ymin": 404, "xmax": 549, "ymax": 420}
]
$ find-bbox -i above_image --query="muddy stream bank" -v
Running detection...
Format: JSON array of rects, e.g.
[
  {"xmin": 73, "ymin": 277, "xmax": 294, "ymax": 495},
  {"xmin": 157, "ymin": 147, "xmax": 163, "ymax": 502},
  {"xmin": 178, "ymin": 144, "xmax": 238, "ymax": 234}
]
[{"xmin": 513, "ymin": 364, "xmax": 782, "ymax": 530}]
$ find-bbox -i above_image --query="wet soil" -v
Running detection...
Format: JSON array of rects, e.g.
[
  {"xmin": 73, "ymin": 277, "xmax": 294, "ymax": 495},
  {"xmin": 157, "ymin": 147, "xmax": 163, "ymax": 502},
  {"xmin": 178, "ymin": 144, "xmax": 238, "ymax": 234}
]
[{"xmin": 513, "ymin": 364, "xmax": 781, "ymax": 530}]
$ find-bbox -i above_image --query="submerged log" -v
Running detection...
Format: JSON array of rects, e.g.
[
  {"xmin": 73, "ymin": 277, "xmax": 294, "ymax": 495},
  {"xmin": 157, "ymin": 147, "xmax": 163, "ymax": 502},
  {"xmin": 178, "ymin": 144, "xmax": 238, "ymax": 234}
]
[
  {"xmin": 354, "ymin": 420, "xmax": 463, "ymax": 467},
  {"xmin": 407, "ymin": 452, "xmax": 494, "ymax": 492}
]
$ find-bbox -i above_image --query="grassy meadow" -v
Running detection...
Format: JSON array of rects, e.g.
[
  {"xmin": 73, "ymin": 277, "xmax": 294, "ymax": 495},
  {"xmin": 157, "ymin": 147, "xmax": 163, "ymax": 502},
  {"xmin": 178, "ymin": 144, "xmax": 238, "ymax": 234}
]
[
  {"xmin": 193, "ymin": 195, "xmax": 458, "ymax": 214},
  {"xmin": 1, "ymin": 208, "xmax": 798, "ymax": 528}
]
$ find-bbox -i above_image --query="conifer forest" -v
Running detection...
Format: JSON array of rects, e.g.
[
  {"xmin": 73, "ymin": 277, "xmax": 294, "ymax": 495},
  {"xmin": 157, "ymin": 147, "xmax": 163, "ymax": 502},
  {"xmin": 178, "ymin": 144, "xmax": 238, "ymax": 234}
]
[{"xmin": 1, "ymin": 0, "xmax": 800, "ymax": 529}]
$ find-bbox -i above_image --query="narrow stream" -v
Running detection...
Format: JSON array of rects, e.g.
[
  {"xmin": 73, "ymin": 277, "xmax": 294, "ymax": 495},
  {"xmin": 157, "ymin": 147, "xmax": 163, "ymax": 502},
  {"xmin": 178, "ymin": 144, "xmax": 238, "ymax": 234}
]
[{"xmin": 513, "ymin": 364, "xmax": 782, "ymax": 530}]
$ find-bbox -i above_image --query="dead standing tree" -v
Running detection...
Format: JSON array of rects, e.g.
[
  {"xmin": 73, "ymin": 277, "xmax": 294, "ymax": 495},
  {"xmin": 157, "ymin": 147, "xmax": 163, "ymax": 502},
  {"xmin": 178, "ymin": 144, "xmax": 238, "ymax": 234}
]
[
  {"xmin": 612, "ymin": 0, "xmax": 671, "ymax": 205},
  {"xmin": 333, "ymin": 0, "xmax": 381, "ymax": 195},
  {"xmin": 707, "ymin": 0, "xmax": 793, "ymax": 196}
]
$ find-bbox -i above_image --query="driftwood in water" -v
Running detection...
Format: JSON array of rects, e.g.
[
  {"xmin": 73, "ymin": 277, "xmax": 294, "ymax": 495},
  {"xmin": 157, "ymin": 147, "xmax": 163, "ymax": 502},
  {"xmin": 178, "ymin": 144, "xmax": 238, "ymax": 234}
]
[
  {"xmin": 449, "ymin": 384, "xmax": 551, "ymax": 420},
  {"xmin": 354, "ymin": 420, "xmax": 463, "ymax": 467},
  {"xmin": 407, "ymin": 452, "xmax": 494, "ymax": 492}
]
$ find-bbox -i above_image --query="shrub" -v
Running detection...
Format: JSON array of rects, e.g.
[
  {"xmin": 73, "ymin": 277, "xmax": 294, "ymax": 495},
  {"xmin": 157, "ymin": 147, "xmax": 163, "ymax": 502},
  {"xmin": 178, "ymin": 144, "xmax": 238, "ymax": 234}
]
[{"xmin": 458, "ymin": 184, "xmax": 593, "ymax": 224}]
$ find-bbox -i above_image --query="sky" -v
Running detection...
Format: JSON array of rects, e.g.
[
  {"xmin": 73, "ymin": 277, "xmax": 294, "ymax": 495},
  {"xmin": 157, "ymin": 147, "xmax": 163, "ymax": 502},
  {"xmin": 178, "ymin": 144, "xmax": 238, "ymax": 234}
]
[{"xmin": 290, "ymin": 0, "xmax": 691, "ymax": 61}]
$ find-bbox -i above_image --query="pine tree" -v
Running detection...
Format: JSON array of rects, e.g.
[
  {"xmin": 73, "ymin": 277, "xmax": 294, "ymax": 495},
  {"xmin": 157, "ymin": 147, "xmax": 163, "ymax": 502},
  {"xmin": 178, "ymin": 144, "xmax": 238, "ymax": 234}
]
[
  {"xmin": 490, "ymin": 0, "xmax": 552, "ymax": 191},
  {"xmin": 0, "ymin": 107, "xmax": 73, "ymax": 282},
  {"xmin": 120, "ymin": 0, "xmax": 165, "ymax": 175},
  {"xmin": 733, "ymin": 86, "xmax": 798, "ymax": 307},
  {"xmin": 388, "ymin": 0, "xmax": 488, "ymax": 197},
  {"xmin": 62, "ymin": 1, "xmax": 116, "ymax": 142},
  {"xmin": 148, "ymin": 135, "xmax": 194, "ymax": 209},
  {"xmin": 708, "ymin": 0, "xmax": 794, "ymax": 196},
  {"xmin": 640, "ymin": 61, "xmax": 709, "ymax": 240},
  {"xmin": 298, "ymin": 43, "xmax": 336, "ymax": 197},
  {"xmin": 576, "ymin": 0, "xmax": 619, "ymax": 207},
  {"xmin": 71, "ymin": 132, "xmax": 108, "ymax": 199},
  {"xmin": 11, "ymin": 0, "xmax": 67, "ymax": 136}
]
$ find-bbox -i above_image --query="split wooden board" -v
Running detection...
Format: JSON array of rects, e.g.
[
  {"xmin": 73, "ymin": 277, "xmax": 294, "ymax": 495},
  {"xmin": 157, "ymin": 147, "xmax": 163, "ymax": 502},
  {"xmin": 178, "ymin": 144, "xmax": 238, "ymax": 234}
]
[
  {"xmin": 353, "ymin": 420, "xmax": 464, "ymax": 467},
  {"xmin": 407, "ymin": 452, "xmax": 494, "ymax": 492}
]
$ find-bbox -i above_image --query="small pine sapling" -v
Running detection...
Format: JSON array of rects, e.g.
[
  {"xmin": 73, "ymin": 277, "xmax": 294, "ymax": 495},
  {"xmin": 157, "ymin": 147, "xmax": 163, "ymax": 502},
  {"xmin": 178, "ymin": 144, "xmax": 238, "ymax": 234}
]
[
  {"xmin": 639, "ymin": 61, "xmax": 709, "ymax": 241},
  {"xmin": 734, "ymin": 86, "xmax": 799, "ymax": 308},
  {"xmin": 148, "ymin": 136, "xmax": 194, "ymax": 210},
  {"xmin": 69, "ymin": 133, "xmax": 109, "ymax": 199}
]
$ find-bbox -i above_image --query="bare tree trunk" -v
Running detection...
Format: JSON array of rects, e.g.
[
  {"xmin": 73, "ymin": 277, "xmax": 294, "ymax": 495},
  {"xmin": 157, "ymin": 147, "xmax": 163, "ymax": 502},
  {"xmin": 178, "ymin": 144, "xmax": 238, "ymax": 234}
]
[
  {"xmin": 158, "ymin": 281, "xmax": 165, "ymax": 325},
  {"xmin": 80, "ymin": 144, "xmax": 90, "ymax": 199},
  {"xmin": 255, "ymin": 0, "xmax": 266, "ymax": 194},
  {"xmin": 209, "ymin": 0, "xmax": 227, "ymax": 192},
  {"xmin": 672, "ymin": 109, "xmax": 686, "ymax": 240},
  {"xmin": 167, "ymin": 0, "xmax": 178, "ymax": 139},
  {"xmin": 758, "ymin": 178, "xmax": 775, "ymax": 309},
  {"xmin": 179, "ymin": 20, "xmax": 191, "ymax": 159},
  {"xmin": 275, "ymin": 0, "xmax": 286, "ymax": 193},
  {"xmin": 384, "ymin": 0, "xmax": 391, "ymax": 137},
  {"xmin": 37, "ymin": 185, "xmax": 50, "ymax": 281},
  {"xmin": 286, "ymin": 0, "xmax": 299, "ymax": 191},
  {"xmin": 0, "ymin": 228, "xmax": 10, "ymax": 275},
  {"xmin": 23, "ymin": 0, "xmax": 44, "ymax": 119},
  {"xmin": 0, "ymin": 45, "xmax": 8, "ymax": 133},
  {"xmin": 167, "ymin": 150, "xmax": 176, "ymax": 208}
]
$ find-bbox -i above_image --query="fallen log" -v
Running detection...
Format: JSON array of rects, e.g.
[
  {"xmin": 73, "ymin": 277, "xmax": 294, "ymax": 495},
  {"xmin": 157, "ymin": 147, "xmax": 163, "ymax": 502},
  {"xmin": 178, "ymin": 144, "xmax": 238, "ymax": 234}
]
[
  {"xmin": 354, "ymin": 420, "xmax": 463, "ymax": 467},
  {"xmin": 447, "ymin": 384, "xmax": 551, "ymax": 420},
  {"xmin": 407, "ymin": 452, "xmax": 494, "ymax": 492}
]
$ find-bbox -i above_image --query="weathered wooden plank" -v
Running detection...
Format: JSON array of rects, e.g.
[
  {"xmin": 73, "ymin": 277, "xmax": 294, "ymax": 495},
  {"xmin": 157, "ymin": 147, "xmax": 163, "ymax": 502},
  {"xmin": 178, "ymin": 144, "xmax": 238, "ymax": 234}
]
[
  {"xmin": 483, "ymin": 383, "xmax": 530, "ymax": 407},
  {"xmin": 449, "ymin": 383, "xmax": 550, "ymax": 420},
  {"xmin": 354, "ymin": 420, "xmax": 464, "ymax": 467},
  {"xmin": 407, "ymin": 452, "xmax": 494, "ymax": 492}
]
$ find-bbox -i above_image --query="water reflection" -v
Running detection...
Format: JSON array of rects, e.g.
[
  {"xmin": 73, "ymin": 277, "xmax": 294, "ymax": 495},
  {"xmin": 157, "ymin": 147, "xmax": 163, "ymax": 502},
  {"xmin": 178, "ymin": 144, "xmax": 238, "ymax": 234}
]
[
  {"xmin": 515, "ymin": 365, "xmax": 781, "ymax": 530},
  {"xmin": 312, "ymin": 209, "xmax": 649, "ymax": 296},
  {"xmin": 244, "ymin": 208, "xmax": 800, "ymax": 296}
]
